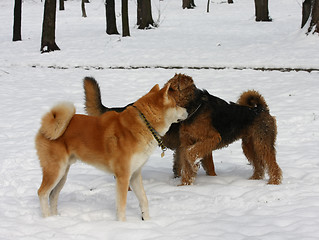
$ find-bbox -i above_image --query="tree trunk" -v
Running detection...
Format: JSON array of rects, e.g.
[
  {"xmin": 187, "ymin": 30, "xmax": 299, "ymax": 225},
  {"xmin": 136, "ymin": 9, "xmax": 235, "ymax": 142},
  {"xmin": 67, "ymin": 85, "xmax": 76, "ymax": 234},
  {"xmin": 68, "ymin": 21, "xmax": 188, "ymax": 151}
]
[
  {"xmin": 59, "ymin": 0, "xmax": 65, "ymax": 11},
  {"xmin": 228, "ymin": 0, "xmax": 234, "ymax": 3},
  {"xmin": 254, "ymin": 0, "xmax": 272, "ymax": 22},
  {"xmin": 302, "ymin": 0, "xmax": 312, "ymax": 28},
  {"xmin": 303, "ymin": 0, "xmax": 319, "ymax": 34},
  {"xmin": 122, "ymin": 0, "xmax": 130, "ymax": 37},
  {"xmin": 312, "ymin": 0, "xmax": 319, "ymax": 33},
  {"xmin": 41, "ymin": 0, "xmax": 60, "ymax": 53},
  {"xmin": 13, "ymin": 0, "xmax": 22, "ymax": 41},
  {"xmin": 82, "ymin": 0, "xmax": 87, "ymax": 17},
  {"xmin": 137, "ymin": 0, "xmax": 155, "ymax": 29},
  {"xmin": 182, "ymin": 0, "xmax": 196, "ymax": 9},
  {"xmin": 105, "ymin": 0, "xmax": 119, "ymax": 34}
]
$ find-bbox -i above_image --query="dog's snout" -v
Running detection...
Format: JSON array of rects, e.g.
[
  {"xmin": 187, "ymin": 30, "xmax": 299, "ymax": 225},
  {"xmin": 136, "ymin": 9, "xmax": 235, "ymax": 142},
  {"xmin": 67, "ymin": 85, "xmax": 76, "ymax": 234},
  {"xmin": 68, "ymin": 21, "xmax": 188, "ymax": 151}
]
[{"xmin": 177, "ymin": 107, "xmax": 188, "ymax": 122}]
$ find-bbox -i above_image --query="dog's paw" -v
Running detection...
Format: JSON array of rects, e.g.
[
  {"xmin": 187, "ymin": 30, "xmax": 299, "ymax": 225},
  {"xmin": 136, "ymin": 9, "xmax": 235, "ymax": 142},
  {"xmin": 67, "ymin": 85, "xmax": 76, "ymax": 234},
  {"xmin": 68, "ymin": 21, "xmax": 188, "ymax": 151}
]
[
  {"xmin": 267, "ymin": 177, "xmax": 282, "ymax": 185},
  {"xmin": 178, "ymin": 178, "xmax": 195, "ymax": 186},
  {"xmin": 141, "ymin": 212, "xmax": 150, "ymax": 221}
]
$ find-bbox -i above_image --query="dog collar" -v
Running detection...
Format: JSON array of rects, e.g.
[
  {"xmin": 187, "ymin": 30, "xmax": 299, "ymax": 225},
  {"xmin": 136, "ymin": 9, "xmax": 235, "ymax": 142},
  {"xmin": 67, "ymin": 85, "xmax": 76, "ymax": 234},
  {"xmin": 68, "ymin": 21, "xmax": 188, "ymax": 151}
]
[
  {"xmin": 187, "ymin": 103, "xmax": 202, "ymax": 119},
  {"xmin": 133, "ymin": 105, "xmax": 167, "ymax": 157}
]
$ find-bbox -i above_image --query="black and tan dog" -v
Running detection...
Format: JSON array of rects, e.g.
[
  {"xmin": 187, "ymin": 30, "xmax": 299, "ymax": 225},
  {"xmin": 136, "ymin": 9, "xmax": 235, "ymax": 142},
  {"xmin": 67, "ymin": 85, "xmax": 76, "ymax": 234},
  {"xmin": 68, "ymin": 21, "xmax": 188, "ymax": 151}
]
[{"xmin": 84, "ymin": 74, "xmax": 282, "ymax": 186}]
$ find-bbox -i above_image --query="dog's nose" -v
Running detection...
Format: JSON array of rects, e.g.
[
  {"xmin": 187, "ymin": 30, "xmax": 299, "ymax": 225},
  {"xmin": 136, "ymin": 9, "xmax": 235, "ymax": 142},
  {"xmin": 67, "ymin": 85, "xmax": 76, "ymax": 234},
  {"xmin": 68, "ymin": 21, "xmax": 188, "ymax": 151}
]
[{"xmin": 177, "ymin": 110, "xmax": 188, "ymax": 122}]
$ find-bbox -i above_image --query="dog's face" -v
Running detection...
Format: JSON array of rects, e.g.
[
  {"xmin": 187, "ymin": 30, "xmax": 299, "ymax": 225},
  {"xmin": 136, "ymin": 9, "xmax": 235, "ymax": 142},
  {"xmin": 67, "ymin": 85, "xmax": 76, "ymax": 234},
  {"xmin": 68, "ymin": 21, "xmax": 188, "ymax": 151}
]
[
  {"xmin": 161, "ymin": 84, "xmax": 188, "ymax": 125},
  {"xmin": 137, "ymin": 84, "xmax": 188, "ymax": 135},
  {"xmin": 164, "ymin": 73, "xmax": 197, "ymax": 108},
  {"xmin": 150, "ymin": 83, "xmax": 188, "ymax": 123}
]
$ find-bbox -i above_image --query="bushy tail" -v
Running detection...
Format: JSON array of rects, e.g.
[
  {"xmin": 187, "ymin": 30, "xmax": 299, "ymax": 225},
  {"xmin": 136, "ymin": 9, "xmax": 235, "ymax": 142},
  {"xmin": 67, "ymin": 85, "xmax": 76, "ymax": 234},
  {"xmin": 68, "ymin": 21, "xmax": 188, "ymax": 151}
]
[
  {"xmin": 237, "ymin": 90, "xmax": 269, "ymax": 111},
  {"xmin": 83, "ymin": 77, "xmax": 107, "ymax": 116},
  {"xmin": 39, "ymin": 102, "xmax": 75, "ymax": 140}
]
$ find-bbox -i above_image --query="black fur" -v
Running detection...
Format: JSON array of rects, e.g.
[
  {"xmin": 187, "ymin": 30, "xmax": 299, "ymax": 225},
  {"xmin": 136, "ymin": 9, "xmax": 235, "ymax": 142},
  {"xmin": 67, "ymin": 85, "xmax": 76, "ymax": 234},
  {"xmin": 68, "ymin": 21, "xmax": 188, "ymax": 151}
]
[
  {"xmin": 106, "ymin": 103, "xmax": 134, "ymax": 113},
  {"xmin": 183, "ymin": 89, "xmax": 263, "ymax": 147}
]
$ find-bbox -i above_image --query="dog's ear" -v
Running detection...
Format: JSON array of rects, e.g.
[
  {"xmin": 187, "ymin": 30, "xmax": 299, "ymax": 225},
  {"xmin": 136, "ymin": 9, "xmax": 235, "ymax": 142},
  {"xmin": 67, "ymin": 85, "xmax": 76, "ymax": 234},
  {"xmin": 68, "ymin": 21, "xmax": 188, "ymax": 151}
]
[
  {"xmin": 149, "ymin": 84, "xmax": 160, "ymax": 93},
  {"xmin": 160, "ymin": 83, "xmax": 171, "ymax": 97},
  {"xmin": 178, "ymin": 74, "xmax": 194, "ymax": 91},
  {"xmin": 160, "ymin": 83, "xmax": 171, "ymax": 104}
]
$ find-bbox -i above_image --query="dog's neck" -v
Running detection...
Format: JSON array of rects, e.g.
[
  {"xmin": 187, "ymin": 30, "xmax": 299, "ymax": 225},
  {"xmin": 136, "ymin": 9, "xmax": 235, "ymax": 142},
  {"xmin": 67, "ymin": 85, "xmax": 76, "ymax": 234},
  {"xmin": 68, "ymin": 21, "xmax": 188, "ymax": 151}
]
[
  {"xmin": 133, "ymin": 106, "xmax": 167, "ymax": 156},
  {"xmin": 185, "ymin": 89, "xmax": 204, "ymax": 118}
]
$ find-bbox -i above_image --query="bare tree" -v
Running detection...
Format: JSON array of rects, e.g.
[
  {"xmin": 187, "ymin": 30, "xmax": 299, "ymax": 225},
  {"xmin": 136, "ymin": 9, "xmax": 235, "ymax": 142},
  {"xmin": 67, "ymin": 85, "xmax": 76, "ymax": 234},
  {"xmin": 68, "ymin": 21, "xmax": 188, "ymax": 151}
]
[
  {"xmin": 254, "ymin": 0, "xmax": 272, "ymax": 22},
  {"xmin": 82, "ymin": 0, "xmax": 87, "ymax": 17},
  {"xmin": 182, "ymin": 0, "xmax": 196, "ymax": 9},
  {"xmin": 207, "ymin": 0, "xmax": 233, "ymax": 13},
  {"xmin": 137, "ymin": 0, "xmax": 156, "ymax": 29},
  {"xmin": 302, "ymin": 0, "xmax": 319, "ymax": 34},
  {"xmin": 41, "ymin": 0, "xmax": 60, "ymax": 53},
  {"xmin": 59, "ymin": 0, "xmax": 65, "ymax": 11},
  {"xmin": 122, "ymin": 0, "xmax": 130, "ymax": 37},
  {"xmin": 302, "ymin": 0, "xmax": 312, "ymax": 28},
  {"xmin": 105, "ymin": 0, "xmax": 119, "ymax": 34},
  {"xmin": 13, "ymin": 0, "xmax": 22, "ymax": 41}
]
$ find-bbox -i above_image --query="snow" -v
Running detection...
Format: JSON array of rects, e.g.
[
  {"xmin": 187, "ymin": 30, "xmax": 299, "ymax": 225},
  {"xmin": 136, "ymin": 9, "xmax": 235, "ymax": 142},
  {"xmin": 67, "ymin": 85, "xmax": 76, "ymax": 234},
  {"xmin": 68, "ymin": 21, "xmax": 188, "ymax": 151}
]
[{"xmin": 1, "ymin": 0, "xmax": 319, "ymax": 239}]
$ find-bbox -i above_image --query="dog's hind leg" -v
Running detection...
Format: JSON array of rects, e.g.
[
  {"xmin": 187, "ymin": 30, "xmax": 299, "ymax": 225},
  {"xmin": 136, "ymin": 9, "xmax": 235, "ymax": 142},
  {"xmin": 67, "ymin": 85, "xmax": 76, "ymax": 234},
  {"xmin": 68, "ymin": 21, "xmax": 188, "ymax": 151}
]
[
  {"xmin": 266, "ymin": 152, "xmax": 282, "ymax": 185},
  {"xmin": 242, "ymin": 137, "xmax": 265, "ymax": 180},
  {"xmin": 243, "ymin": 136, "xmax": 282, "ymax": 184},
  {"xmin": 49, "ymin": 164, "xmax": 70, "ymax": 215},
  {"xmin": 38, "ymin": 162, "xmax": 69, "ymax": 217},
  {"xmin": 115, "ymin": 174, "xmax": 130, "ymax": 221},
  {"xmin": 130, "ymin": 168, "xmax": 150, "ymax": 221},
  {"xmin": 201, "ymin": 152, "xmax": 217, "ymax": 176},
  {"xmin": 258, "ymin": 145, "xmax": 282, "ymax": 185}
]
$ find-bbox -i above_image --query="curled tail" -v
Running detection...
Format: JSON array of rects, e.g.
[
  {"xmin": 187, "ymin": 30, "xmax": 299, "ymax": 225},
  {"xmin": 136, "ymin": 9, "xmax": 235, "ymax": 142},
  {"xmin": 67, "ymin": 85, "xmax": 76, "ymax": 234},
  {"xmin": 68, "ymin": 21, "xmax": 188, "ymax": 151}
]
[
  {"xmin": 39, "ymin": 102, "xmax": 75, "ymax": 140},
  {"xmin": 83, "ymin": 77, "xmax": 107, "ymax": 116},
  {"xmin": 237, "ymin": 90, "xmax": 269, "ymax": 111}
]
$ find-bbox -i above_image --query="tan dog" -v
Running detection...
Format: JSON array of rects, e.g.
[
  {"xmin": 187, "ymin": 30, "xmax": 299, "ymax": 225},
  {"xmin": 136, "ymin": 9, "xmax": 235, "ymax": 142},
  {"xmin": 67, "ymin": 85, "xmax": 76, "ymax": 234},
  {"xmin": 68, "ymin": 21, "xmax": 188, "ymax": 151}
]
[{"xmin": 35, "ymin": 84, "xmax": 188, "ymax": 221}]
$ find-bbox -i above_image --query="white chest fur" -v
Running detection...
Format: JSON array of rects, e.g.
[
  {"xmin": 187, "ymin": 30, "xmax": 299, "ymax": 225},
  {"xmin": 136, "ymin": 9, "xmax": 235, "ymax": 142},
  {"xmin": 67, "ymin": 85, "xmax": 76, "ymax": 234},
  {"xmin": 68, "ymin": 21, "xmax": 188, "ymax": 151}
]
[{"xmin": 130, "ymin": 139, "xmax": 157, "ymax": 175}]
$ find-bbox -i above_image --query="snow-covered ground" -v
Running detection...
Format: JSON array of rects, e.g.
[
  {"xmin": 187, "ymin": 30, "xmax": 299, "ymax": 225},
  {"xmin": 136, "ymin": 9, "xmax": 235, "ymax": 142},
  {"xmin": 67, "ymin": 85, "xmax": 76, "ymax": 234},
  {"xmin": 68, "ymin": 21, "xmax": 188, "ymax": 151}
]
[{"xmin": 1, "ymin": 0, "xmax": 319, "ymax": 239}]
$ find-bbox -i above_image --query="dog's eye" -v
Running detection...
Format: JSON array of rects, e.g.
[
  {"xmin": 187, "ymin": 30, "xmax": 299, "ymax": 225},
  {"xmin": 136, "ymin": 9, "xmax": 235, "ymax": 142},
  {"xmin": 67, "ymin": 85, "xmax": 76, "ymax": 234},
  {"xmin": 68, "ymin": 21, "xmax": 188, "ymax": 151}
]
[{"xmin": 169, "ymin": 87, "xmax": 175, "ymax": 92}]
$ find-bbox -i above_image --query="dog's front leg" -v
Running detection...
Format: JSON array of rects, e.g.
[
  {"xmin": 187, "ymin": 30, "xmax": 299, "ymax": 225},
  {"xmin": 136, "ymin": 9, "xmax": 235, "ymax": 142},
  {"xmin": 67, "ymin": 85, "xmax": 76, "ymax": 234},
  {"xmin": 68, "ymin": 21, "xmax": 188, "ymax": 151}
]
[
  {"xmin": 178, "ymin": 146, "xmax": 198, "ymax": 186},
  {"xmin": 173, "ymin": 148, "xmax": 182, "ymax": 178},
  {"xmin": 115, "ymin": 175, "xmax": 130, "ymax": 221},
  {"xmin": 179, "ymin": 134, "xmax": 221, "ymax": 185},
  {"xmin": 201, "ymin": 153, "xmax": 217, "ymax": 176},
  {"xmin": 130, "ymin": 168, "xmax": 150, "ymax": 221}
]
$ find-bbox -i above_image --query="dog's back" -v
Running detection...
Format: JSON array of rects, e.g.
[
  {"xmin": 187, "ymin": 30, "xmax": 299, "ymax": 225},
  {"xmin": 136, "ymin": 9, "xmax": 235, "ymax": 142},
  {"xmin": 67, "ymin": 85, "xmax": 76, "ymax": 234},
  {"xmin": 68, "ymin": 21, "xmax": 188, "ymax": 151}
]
[{"xmin": 184, "ymin": 90, "xmax": 262, "ymax": 145}]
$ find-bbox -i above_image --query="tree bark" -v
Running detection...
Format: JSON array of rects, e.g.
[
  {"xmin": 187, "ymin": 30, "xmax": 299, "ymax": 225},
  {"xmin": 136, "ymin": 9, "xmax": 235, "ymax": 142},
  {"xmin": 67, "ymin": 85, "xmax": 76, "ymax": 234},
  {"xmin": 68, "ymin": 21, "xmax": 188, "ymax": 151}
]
[
  {"xmin": 59, "ymin": 0, "xmax": 65, "ymax": 11},
  {"xmin": 105, "ymin": 0, "xmax": 119, "ymax": 34},
  {"xmin": 310, "ymin": 0, "xmax": 319, "ymax": 33},
  {"xmin": 137, "ymin": 0, "xmax": 155, "ymax": 29},
  {"xmin": 303, "ymin": 0, "xmax": 319, "ymax": 34},
  {"xmin": 13, "ymin": 0, "xmax": 22, "ymax": 41},
  {"xmin": 182, "ymin": 0, "xmax": 196, "ymax": 9},
  {"xmin": 302, "ymin": 0, "xmax": 312, "ymax": 28},
  {"xmin": 254, "ymin": 0, "xmax": 272, "ymax": 22},
  {"xmin": 122, "ymin": 0, "xmax": 130, "ymax": 37},
  {"xmin": 82, "ymin": 0, "xmax": 87, "ymax": 17},
  {"xmin": 41, "ymin": 0, "xmax": 60, "ymax": 53}
]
